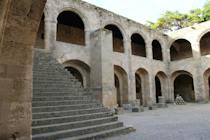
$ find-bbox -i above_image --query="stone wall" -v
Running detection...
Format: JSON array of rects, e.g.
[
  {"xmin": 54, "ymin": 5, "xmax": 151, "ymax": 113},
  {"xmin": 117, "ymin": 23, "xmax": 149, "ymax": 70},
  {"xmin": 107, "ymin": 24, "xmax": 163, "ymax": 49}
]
[{"xmin": 0, "ymin": 0, "xmax": 46, "ymax": 139}]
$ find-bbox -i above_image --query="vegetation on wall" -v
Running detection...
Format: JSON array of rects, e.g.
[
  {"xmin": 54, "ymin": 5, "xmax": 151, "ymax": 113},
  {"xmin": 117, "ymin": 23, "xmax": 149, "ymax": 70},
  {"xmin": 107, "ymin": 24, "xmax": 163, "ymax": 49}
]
[{"xmin": 146, "ymin": 1, "xmax": 210, "ymax": 32}]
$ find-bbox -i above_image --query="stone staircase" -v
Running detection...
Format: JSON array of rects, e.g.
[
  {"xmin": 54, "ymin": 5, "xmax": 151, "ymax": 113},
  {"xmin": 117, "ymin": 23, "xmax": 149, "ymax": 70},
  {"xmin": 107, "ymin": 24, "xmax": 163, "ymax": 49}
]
[{"xmin": 32, "ymin": 49, "xmax": 135, "ymax": 140}]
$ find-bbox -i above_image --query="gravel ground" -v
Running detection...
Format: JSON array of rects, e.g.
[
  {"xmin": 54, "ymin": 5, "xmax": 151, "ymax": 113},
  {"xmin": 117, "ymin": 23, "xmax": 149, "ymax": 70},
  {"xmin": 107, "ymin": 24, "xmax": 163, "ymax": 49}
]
[{"xmin": 108, "ymin": 103, "xmax": 210, "ymax": 140}]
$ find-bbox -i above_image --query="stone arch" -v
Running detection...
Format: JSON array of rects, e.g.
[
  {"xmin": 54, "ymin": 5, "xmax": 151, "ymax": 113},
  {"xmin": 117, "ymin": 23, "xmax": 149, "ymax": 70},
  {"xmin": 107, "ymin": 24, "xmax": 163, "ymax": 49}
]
[
  {"xmin": 104, "ymin": 24, "xmax": 124, "ymax": 53},
  {"xmin": 131, "ymin": 33, "xmax": 146, "ymax": 57},
  {"xmin": 152, "ymin": 40, "xmax": 163, "ymax": 61},
  {"xmin": 172, "ymin": 71, "xmax": 195, "ymax": 102},
  {"xmin": 63, "ymin": 60, "xmax": 90, "ymax": 88},
  {"xmin": 35, "ymin": 14, "xmax": 45, "ymax": 49},
  {"xmin": 200, "ymin": 32, "xmax": 210, "ymax": 56},
  {"xmin": 57, "ymin": 11, "xmax": 85, "ymax": 45},
  {"xmin": 155, "ymin": 71, "xmax": 168, "ymax": 103},
  {"xmin": 170, "ymin": 39, "xmax": 193, "ymax": 61},
  {"xmin": 114, "ymin": 65, "xmax": 128, "ymax": 107},
  {"xmin": 203, "ymin": 68, "xmax": 210, "ymax": 100},
  {"xmin": 135, "ymin": 68, "xmax": 149, "ymax": 106}
]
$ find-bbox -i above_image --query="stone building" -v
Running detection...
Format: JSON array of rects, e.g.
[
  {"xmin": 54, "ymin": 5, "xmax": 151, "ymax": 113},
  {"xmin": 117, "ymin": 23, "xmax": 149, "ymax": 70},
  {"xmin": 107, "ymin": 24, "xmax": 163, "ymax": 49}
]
[
  {"xmin": 1, "ymin": 0, "xmax": 210, "ymax": 139},
  {"xmin": 35, "ymin": 0, "xmax": 210, "ymax": 107}
]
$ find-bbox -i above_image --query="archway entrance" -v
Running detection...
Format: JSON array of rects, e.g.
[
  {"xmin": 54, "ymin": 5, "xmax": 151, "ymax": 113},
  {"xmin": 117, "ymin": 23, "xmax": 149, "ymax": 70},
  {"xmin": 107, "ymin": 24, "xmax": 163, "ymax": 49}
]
[
  {"xmin": 114, "ymin": 65, "xmax": 128, "ymax": 107},
  {"xmin": 65, "ymin": 67, "xmax": 83, "ymax": 87},
  {"xmin": 135, "ymin": 74, "xmax": 143, "ymax": 105},
  {"xmin": 115, "ymin": 74, "xmax": 121, "ymax": 106},
  {"xmin": 155, "ymin": 76, "xmax": 162, "ymax": 103},
  {"xmin": 174, "ymin": 74, "xmax": 195, "ymax": 102},
  {"xmin": 203, "ymin": 68, "xmax": 210, "ymax": 101},
  {"xmin": 63, "ymin": 60, "xmax": 90, "ymax": 88},
  {"xmin": 135, "ymin": 68, "xmax": 149, "ymax": 106}
]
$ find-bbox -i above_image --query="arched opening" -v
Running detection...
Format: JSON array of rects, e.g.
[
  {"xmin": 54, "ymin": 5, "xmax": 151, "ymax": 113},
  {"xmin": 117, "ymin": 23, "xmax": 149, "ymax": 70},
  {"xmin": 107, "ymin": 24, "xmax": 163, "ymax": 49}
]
[
  {"xmin": 170, "ymin": 39, "xmax": 193, "ymax": 61},
  {"xmin": 65, "ymin": 67, "xmax": 83, "ymax": 86},
  {"xmin": 155, "ymin": 71, "xmax": 168, "ymax": 103},
  {"xmin": 152, "ymin": 40, "xmax": 163, "ymax": 60},
  {"xmin": 57, "ymin": 11, "xmax": 85, "ymax": 45},
  {"xmin": 63, "ymin": 60, "xmax": 90, "ymax": 88},
  {"xmin": 114, "ymin": 74, "xmax": 121, "ymax": 106},
  {"xmin": 155, "ymin": 76, "xmax": 162, "ymax": 103},
  {"xmin": 135, "ymin": 68, "xmax": 149, "ymax": 106},
  {"xmin": 173, "ymin": 73, "xmax": 195, "ymax": 102},
  {"xmin": 131, "ymin": 33, "xmax": 146, "ymax": 57},
  {"xmin": 35, "ymin": 14, "xmax": 45, "ymax": 49},
  {"xmin": 135, "ymin": 74, "xmax": 143, "ymax": 105},
  {"xmin": 203, "ymin": 68, "xmax": 210, "ymax": 100},
  {"xmin": 114, "ymin": 65, "xmax": 128, "ymax": 107},
  {"xmin": 105, "ymin": 24, "xmax": 124, "ymax": 53},
  {"xmin": 200, "ymin": 32, "xmax": 210, "ymax": 56}
]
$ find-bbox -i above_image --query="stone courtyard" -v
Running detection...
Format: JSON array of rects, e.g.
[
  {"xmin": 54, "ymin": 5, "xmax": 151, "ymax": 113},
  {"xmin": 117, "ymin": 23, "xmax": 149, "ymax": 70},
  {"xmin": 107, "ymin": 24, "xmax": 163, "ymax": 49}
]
[
  {"xmin": 1, "ymin": 0, "xmax": 210, "ymax": 139},
  {"xmin": 109, "ymin": 103, "xmax": 210, "ymax": 140}
]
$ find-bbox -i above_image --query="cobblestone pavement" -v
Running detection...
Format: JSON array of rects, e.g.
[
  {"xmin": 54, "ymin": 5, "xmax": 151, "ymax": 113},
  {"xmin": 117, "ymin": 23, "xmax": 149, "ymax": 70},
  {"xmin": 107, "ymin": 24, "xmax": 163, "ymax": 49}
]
[{"xmin": 108, "ymin": 104, "xmax": 210, "ymax": 140}]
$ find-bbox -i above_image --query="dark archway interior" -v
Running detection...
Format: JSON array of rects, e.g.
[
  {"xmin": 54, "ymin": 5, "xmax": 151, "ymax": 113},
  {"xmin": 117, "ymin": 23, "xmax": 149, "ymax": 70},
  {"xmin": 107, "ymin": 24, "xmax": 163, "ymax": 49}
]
[
  {"xmin": 155, "ymin": 76, "xmax": 162, "ymax": 103},
  {"xmin": 35, "ymin": 14, "xmax": 45, "ymax": 49},
  {"xmin": 174, "ymin": 74, "xmax": 195, "ymax": 102},
  {"xmin": 131, "ymin": 33, "xmax": 146, "ymax": 57},
  {"xmin": 170, "ymin": 39, "xmax": 193, "ymax": 61},
  {"xmin": 105, "ymin": 24, "xmax": 124, "ymax": 53},
  {"xmin": 200, "ymin": 32, "xmax": 210, "ymax": 56},
  {"xmin": 57, "ymin": 11, "xmax": 85, "ymax": 45},
  {"xmin": 114, "ymin": 74, "xmax": 121, "ymax": 107},
  {"xmin": 135, "ymin": 74, "xmax": 143, "ymax": 105},
  {"xmin": 152, "ymin": 40, "xmax": 163, "ymax": 60},
  {"xmin": 65, "ymin": 67, "xmax": 83, "ymax": 87}
]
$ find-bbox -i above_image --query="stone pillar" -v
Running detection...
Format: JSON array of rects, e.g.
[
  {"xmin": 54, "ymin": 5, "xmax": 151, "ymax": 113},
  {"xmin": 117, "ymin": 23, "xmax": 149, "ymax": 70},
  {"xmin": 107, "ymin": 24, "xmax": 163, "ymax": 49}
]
[
  {"xmin": 89, "ymin": 29, "xmax": 115, "ymax": 107},
  {"xmin": 44, "ymin": 19, "xmax": 57, "ymax": 51},
  {"xmin": 125, "ymin": 39, "xmax": 136, "ymax": 103},
  {"xmin": 0, "ymin": 0, "xmax": 46, "ymax": 139},
  {"xmin": 148, "ymin": 73, "xmax": 156, "ymax": 105},
  {"xmin": 193, "ymin": 66, "xmax": 207, "ymax": 102}
]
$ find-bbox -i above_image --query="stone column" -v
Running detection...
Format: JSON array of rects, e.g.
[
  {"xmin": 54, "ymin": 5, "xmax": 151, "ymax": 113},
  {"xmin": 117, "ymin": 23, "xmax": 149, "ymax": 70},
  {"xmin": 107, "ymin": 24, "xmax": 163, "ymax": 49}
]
[
  {"xmin": 44, "ymin": 19, "xmax": 57, "ymax": 51},
  {"xmin": 193, "ymin": 66, "xmax": 207, "ymax": 102},
  {"xmin": 0, "ymin": 0, "xmax": 46, "ymax": 139},
  {"xmin": 124, "ymin": 39, "xmax": 136, "ymax": 102},
  {"xmin": 89, "ymin": 29, "xmax": 115, "ymax": 107}
]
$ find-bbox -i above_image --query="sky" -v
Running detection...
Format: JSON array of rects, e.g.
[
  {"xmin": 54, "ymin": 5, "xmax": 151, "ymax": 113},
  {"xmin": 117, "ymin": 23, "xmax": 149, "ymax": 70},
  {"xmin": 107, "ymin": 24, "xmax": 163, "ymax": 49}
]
[{"xmin": 83, "ymin": 0, "xmax": 208, "ymax": 24}]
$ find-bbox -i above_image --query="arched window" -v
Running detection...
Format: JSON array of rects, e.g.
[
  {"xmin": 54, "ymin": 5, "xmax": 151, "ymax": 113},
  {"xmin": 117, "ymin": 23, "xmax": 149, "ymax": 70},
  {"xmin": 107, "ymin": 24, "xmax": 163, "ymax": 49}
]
[
  {"xmin": 105, "ymin": 24, "xmax": 124, "ymax": 53},
  {"xmin": 152, "ymin": 40, "xmax": 163, "ymax": 60},
  {"xmin": 131, "ymin": 33, "xmax": 146, "ymax": 57},
  {"xmin": 200, "ymin": 32, "xmax": 210, "ymax": 56},
  {"xmin": 57, "ymin": 11, "xmax": 85, "ymax": 45},
  {"xmin": 170, "ymin": 39, "xmax": 193, "ymax": 61}
]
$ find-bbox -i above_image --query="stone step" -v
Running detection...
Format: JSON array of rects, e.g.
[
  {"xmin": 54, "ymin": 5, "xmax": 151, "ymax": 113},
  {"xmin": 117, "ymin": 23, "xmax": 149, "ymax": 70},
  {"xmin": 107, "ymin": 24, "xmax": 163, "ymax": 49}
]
[
  {"xmin": 32, "ymin": 116, "xmax": 118, "ymax": 135},
  {"xmin": 32, "ymin": 96, "xmax": 91, "ymax": 101},
  {"xmin": 33, "ymin": 92, "xmax": 85, "ymax": 97},
  {"xmin": 32, "ymin": 122, "xmax": 123, "ymax": 140},
  {"xmin": 32, "ymin": 103, "xmax": 102, "ymax": 113},
  {"xmin": 32, "ymin": 112, "xmax": 113, "ymax": 126},
  {"xmin": 32, "ymin": 107, "xmax": 109, "ymax": 119},
  {"xmin": 61, "ymin": 127, "xmax": 135, "ymax": 140},
  {"xmin": 32, "ymin": 100, "xmax": 99, "ymax": 107}
]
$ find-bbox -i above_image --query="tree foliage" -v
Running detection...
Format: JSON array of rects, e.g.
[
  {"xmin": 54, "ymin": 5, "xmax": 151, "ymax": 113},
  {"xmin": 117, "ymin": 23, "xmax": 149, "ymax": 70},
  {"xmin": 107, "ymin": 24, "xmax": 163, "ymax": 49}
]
[{"xmin": 146, "ymin": 1, "xmax": 210, "ymax": 32}]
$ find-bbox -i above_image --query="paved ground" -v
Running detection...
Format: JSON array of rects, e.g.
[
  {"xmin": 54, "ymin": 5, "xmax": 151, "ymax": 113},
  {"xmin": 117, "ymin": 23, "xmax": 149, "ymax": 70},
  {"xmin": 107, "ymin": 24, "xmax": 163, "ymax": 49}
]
[{"xmin": 108, "ymin": 103, "xmax": 210, "ymax": 140}]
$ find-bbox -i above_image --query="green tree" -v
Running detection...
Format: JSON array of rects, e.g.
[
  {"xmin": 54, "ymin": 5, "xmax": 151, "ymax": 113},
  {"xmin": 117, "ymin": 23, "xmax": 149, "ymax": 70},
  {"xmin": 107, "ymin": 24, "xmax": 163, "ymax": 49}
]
[{"xmin": 146, "ymin": 1, "xmax": 210, "ymax": 32}]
